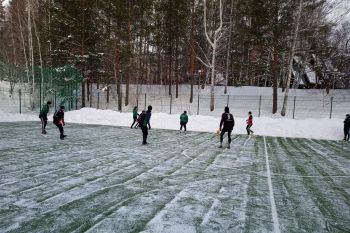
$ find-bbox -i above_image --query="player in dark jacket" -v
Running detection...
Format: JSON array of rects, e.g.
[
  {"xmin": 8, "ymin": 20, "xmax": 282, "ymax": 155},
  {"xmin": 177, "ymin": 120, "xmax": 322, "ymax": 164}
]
[
  {"xmin": 53, "ymin": 105, "xmax": 66, "ymax": 140},
  {"xmin": 140, "ymin": 105, "xmax": 152, "ymax": 145},
  {"xmin": 39, "ymin": 101, "xmax": 52, "ymax": 134},
  {"xmin": 344, "ymin": 114, "xmax": 350, "ymax": 141},
  {"xmin": 219, "ymin": 106, "xmax": 235, "ymax": 148}
]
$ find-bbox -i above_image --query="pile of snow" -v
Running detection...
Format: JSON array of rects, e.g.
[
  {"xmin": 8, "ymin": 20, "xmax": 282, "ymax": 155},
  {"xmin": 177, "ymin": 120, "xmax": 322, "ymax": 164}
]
[{"xmin": 0, "ymin": 108, "xmax": 345, "ymax": 141}]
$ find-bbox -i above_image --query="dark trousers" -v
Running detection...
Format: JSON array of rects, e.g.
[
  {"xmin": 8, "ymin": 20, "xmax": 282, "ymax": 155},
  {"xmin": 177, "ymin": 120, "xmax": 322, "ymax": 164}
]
[
  {"xmin": 40, "ymin": 116, "xmax": 48, "ymax": 132},
  {"xmin": 140, "ymin": 125, "xmax": 148, "ymax": 144},
  {"xmin": 180, "ymin": 122, "xmax": 187, "ymax": 131},
  {"xmin": 55, "ymin": 123, "xmax": 64, "ymax": 137},
  {"xmin": 345, "ymin": 127, "xmax": 350, "ymax": 140},
  {"xmin": 220, "ymin": 128, "xmax": 232, "ymax": 144},
  {"xmin": 131, "ymin": 117, "xmax": 137, "ymax": 128},
  {"xmin": 246, "ymin": 124, "xmax": 254, "ymax": 135}
]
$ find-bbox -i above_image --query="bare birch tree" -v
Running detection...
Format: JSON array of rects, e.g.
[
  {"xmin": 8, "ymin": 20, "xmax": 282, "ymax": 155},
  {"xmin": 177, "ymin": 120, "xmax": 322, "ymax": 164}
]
[
  {"xmin": 198, "ymin": 0, "xmax": 223, "ymax": 111},
  {"xmin": 281, "ymin": 0, "xmax": 303, "ymax": 116}
]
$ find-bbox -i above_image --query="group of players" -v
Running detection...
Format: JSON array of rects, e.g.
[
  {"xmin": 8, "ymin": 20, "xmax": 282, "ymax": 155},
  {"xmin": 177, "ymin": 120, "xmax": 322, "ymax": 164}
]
[
  {"xmin": 38, "ymin": 100, "xmax": 254, "ymax": 146},
  {"xmin": 39, "ymin": 100, "xmax": 254, "ymax": 149},
  {"xmin": 38, "ymin": 102, "xmax": 249, "ymax": 146}
]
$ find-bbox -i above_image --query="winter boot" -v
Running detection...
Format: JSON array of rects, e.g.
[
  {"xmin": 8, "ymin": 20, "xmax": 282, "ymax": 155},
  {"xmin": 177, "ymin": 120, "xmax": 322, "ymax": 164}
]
[{"xmin": 218, "ymin": 142, "xmax": 223, "ymax": 148}]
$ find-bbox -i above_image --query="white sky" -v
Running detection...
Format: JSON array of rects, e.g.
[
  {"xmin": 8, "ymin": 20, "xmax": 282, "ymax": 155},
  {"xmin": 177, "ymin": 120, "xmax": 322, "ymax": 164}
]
[{"xmin": 1, "ymin": 0, "xmax": 349, "ymax": 23}]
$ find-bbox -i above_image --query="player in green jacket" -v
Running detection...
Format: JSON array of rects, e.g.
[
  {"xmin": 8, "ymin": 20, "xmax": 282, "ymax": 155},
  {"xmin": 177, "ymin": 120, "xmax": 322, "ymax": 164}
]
[
  {"xmin": 131, "ymin": 106, "xmax": 139, "ymax": 128},
  {"xmin": 39, "ymin": 101, "xmax": 52, "ymax": 134},
  {"xmin": 180, "ymin": 111, "xmax": 188, "ymax": 131}
]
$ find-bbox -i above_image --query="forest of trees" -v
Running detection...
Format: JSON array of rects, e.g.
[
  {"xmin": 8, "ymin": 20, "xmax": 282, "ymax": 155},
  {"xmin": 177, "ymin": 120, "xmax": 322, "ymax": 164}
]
[{"xmin": 0, "ymin": 0, "xmax": 349, "ymax": 113}]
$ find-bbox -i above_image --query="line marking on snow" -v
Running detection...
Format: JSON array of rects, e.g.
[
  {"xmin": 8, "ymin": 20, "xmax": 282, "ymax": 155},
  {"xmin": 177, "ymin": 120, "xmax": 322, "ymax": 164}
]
[
  {"xmin": 200, "ymin": 198, "xmax": 220, "ymax": 226},
  {"xmin": 263, "ymin": 136, "xmax": 281, "ymax": 233}
]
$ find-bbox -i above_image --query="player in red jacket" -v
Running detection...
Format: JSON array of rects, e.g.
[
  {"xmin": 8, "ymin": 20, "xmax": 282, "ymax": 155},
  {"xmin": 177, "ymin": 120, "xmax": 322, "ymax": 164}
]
[{"xmin": 246, "ymin": 111, "xmax": 254, "ymax": 135}]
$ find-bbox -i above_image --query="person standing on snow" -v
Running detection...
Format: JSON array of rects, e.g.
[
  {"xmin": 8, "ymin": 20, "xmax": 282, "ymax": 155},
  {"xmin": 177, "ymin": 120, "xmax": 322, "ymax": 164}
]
[
  {"xmin": 219, "ymin": 106, "xmax": 235, "ymax": 149},
  {"xmin": 246, "ymin": 111, "xmax": 254, "ymax": 135},
  {"xmin": 53, "ymin": 105, "xmax": 66, "ymax": 140},
  {"xmin": 39, "ymin": 101, "xmax": 52, "ymax": 134},
  {"xmin": 344, "ymin": 114, "xmax": 350, "ymax": 141},
  {"xmin": 131, "ymin": 106, "xmax": 139, "ymax": 128},
  {"xmin": 180, "ymin": 111, "xmax": 188, "ymax": 131},
  {"xmin": 140, "ymin": 105, "xmax": 152, "ymax": 145}
]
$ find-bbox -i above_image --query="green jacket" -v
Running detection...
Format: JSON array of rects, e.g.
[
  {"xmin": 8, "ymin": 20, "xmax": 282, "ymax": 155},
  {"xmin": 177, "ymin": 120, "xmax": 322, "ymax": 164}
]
[
  {"xmin": 40, "ymin": 104, "xmax": 50, "ymax": 117},
  {"xmin": 133, "ymin": 109, "xmax": 138, "ymax": 118},
  {"xmin": 180, "ymin": 113, "xmax": 188, "ymax": 123}
]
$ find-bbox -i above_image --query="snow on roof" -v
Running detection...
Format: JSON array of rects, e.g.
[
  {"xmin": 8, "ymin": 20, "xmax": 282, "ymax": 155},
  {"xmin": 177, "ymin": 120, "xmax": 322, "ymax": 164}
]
[{"xmin": 305, "ymin": 65, "xmax": 316, "ymax": 84}]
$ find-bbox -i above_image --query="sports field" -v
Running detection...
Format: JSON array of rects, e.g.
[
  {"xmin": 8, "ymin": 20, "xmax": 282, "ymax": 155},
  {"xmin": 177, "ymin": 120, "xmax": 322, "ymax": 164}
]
[{"xmin": 0, "ymin": 122, "xmax": 349, "ymax": 233}]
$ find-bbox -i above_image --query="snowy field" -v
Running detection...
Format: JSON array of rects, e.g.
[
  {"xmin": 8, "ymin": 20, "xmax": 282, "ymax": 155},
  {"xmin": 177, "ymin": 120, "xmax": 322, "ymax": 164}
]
[{"xmin": 0, "ymin": 122, "xmax": 349, "ymax": 233}]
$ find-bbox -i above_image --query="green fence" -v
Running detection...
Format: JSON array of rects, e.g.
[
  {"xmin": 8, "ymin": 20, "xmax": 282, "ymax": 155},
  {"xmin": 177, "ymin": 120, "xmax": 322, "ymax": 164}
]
[{"xmin": 0, "ymin": 60, "xmax": 83, "ymax": 112}]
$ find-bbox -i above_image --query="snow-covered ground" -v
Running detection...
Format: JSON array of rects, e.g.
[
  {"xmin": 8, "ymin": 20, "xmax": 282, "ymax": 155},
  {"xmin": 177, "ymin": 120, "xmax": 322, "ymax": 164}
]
[
  {"xmin": 0, "ymin": 108, "xmax": 346, "ymax": 140},
  {"xmin": 1, "ymin": 122, "xmax": 349, "ymax": 232}
]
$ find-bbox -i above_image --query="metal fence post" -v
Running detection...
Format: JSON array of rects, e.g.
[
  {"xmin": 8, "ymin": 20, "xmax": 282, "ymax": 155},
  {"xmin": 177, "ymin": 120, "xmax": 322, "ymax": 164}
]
[
  {"xmin": 330, "ymin": 96, "xmax": 333, "ymax": 119},
  {"xmin": 258, "ymin": 95, "xmax": 261, "ymax": 117},
  {"xmin": 75, "ymin": 81, "xmax": 78, "ymax": 110},
  {"xmin": 54, "ymin": 90, "xmax": 57, "ymax": 110},
  {"xmin": 170, "ymin": 94, "xmax": 172, "ymax": 114},
  {"xmin": 197, "ymin": 94, "xmax": 200, "ymax": 115},
  {"xmin": 293, "ymin": 96, "xmax": 296, "ymax": 119},
  {"xmin": 226, "ymin": 95, "xmax": 230, "ymax": 106},
  {"xmin": 97, "ymin": 92, "xmax": 100, "ymax": 109},
  {"xmin": 144, "ymin": 93, "xmax": 146, "ymax": 110},
  {"xmin": 19, "ymin": 89, "xmax": 22, "ymax": 114},
  {"xmin": 39, "ymin": 79, "xmax": 42, "ymax": 110}
]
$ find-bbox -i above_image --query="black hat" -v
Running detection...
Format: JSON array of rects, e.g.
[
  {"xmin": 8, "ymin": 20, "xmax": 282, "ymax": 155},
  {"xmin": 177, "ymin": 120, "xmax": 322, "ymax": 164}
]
[
  {"xmin": 60, "ymin": 105, "xmax": 65, "ymax": 109},
  {"xmin": 47, "ymin": 101, "xmax": 52, "ymax": 105},
  {"xmin": 224, "ymin": 106, "xmax": 229, "ymax": 113},
  {"xmin": 148, "ymin": 105, "xmax": 152, "ymax": 110}
]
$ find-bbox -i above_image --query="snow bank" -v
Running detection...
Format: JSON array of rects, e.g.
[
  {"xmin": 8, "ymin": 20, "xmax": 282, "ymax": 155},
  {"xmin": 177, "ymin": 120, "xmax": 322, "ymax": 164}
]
[
  {"xmin": 0, "ymin": 111, "xmax": 38, "ymax": 122},
  {"xmin": 0, "ymin": 108, "xmax": 345, "ymax": 141}
]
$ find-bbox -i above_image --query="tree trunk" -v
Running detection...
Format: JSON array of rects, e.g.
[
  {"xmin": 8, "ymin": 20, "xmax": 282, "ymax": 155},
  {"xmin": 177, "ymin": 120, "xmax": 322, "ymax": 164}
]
[
  {"xmin": 281, "ymin": 0, "xmax": 303, "ymax": 116},
  {"xmin": 115, "ymin": 46, "xmax": 121, "ymax": 111},
  {"xmin": 189, "ymin": 0, "xmax": 195, "ymax": 103},
  {"xmin": 80, "ymin": 0, "xmax": 86, "ymax": 107},
  {"xmin": 28, "ymin": 0, "xmax": 35, "ymax": 100},
  {"xmin": 272, "ymin": 0, "xmax": 279, "ymax": 114},
  {"xmin": 32, "ymin": 8, "xmax": 44, "ymax": 109},
  {"xmin": 272, "ymin": 46, "xmax": 278, "ymax": 114},
  {"xmin": 175, "ymin": 38, "xmax": 179, "ymax": 98},
  {"xmin": 225, "ymin": 0, "xmax": 234, "ymax": 94},
  {"xmin": 125, "ymin": 0, "xmax": 133, "ymax": 107}
]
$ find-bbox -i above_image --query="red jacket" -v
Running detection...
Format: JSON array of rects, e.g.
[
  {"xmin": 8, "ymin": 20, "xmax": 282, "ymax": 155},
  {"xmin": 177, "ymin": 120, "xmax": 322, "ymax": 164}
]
[{"xmin": 247, "ymin": 115, "xmax": 253, "ymax": 126}]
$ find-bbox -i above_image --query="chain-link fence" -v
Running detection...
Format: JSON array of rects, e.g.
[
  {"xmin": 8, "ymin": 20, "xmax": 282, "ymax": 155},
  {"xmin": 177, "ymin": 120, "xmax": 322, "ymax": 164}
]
[
  {"xmin": 0, "ymin": 85, "xmax": 78, "ymax": 114},
  {"xmin": 1, "ymin": 82, "xmax": 349, "ymax": 119},
  {"xmin": 0, "ymin": 62, "xmax": 83, "ymax": 114},
  {"xmin": 79, "ymin": 84, "xmax": 350, "ymax": 119}
]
